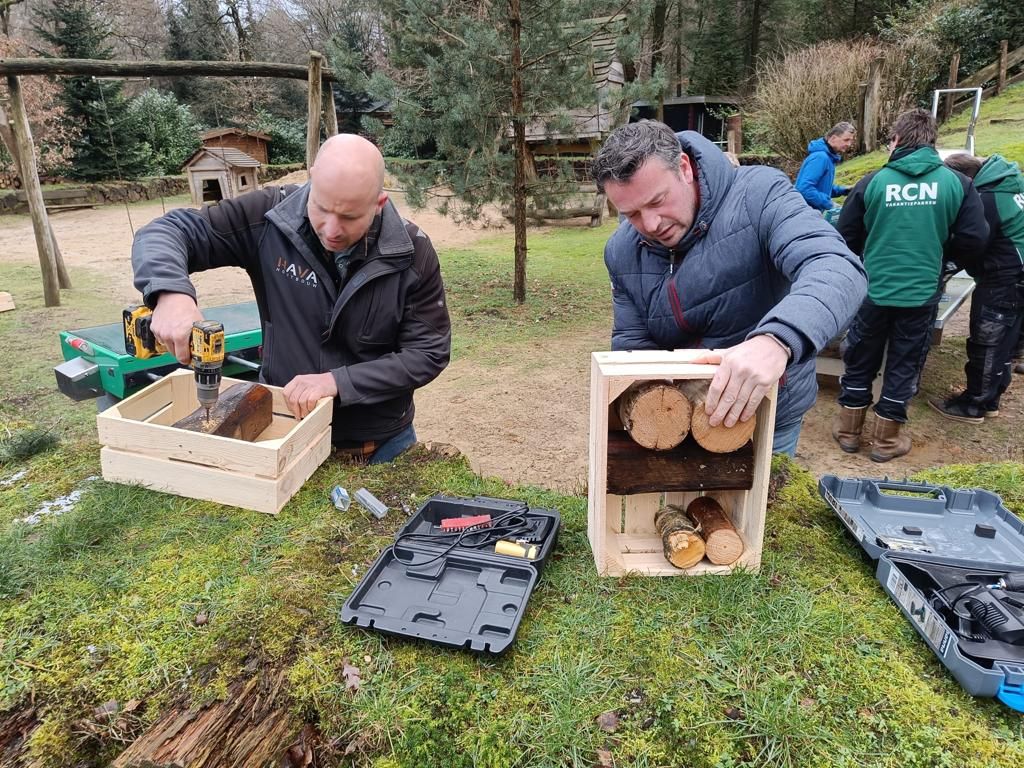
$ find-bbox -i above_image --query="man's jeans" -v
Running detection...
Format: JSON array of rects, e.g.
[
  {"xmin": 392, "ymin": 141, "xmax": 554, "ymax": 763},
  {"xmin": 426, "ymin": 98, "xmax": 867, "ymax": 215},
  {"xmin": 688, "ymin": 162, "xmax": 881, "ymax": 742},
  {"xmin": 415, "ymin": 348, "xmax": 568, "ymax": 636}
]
[
  {"xmin": 368, "ymin": 424, "xmax": 417, "ymax": 464},
  {"xmin": 772, "ymin": 417, "xmax": 803, "ymax": 457}
]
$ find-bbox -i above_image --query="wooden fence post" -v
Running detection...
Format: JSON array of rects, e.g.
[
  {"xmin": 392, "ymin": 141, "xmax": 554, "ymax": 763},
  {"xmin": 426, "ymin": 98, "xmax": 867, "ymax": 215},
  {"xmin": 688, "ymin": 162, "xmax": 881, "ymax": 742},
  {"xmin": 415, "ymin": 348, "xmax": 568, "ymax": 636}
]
[
  {"xmin": 726, "ymin": 114, "xmax": 742, "ymax": 155},
  {"xmin": 305, "ymin": 51, "xmax": 323, "ymax": 169},
  {"xmin": 324, "ymin": 81, "xmax": 339, "ymax": 138},
  {"xmin": 997, "ymin": 40, "xmax": 1008, "ymax": 95},
  {"xmin": 862, "ymin": 58, "xmax": 882, "ymax": 153},
  {"xmin": 0, "ymin": 104, "xmax": 70, "ymax": 289},
  {"xmin": 6, "ymin": 76, "xmax": 61, "ymax": 307},
  {"xmin": 943, "ymin": 52, "xmax": 960, "ymax": 122}
]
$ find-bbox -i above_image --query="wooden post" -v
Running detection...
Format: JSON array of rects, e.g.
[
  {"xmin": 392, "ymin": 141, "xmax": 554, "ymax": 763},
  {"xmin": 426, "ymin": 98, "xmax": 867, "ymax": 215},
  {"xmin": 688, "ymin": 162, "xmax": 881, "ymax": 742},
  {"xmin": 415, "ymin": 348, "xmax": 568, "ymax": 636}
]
[
  {"xmin": 997, "ymin": 40, "xmax": 1009, "ymax": 95},
  {"xmin": 863, "ymin": 58, "xmax": 882, "ymax": 153},
  {"xmin": 6, "ymin": 76, "xmax": 60, "ymax": 306},
  {"xmin": 943, "ymin": 52, "xmax": 960, "ymax": 123},
  {"xmin": 305, "ymin": 51, "xmax": 323, "ymax": 169},
  {"xmin": 726, "ymin": 114, "xmax": 742, "ymax": 155},
  {"xmin": 323, "ymin": 81, "xmax": 339, "ymax": 137},
  {"xmin": 856, "ymin": 82, "xmax": 867, "ymax": 153},
  {"xmin": 0, "ymin": 104, "xmax": 70, "ymax": 289}
]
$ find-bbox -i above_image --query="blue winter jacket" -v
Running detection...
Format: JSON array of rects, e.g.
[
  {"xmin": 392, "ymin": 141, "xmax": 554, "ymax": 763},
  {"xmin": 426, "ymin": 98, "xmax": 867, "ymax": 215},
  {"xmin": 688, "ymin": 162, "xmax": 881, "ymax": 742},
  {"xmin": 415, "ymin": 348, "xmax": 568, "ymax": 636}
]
[
  {"xmin": 795, "ymin": 137, "xmax": 848, "ymax": 211},
  {"xmin": 604, "ymin": 131, "xmax": 867, "ymax": 429}
]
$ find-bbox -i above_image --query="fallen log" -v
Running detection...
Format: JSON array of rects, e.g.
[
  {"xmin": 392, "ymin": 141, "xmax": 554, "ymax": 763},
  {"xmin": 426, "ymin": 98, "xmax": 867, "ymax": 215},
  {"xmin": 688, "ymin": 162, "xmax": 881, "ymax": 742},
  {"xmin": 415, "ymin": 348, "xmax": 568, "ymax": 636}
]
[
  {"xmin": 616, "ymin": 381, "xmax": 692, "ymax": 451},
  {"xmin": 173, "ymin": 382, "xmax": 273, "ymax": 441},
  {"xmin": 111, "ymin": 670, "xmax": 301, "ymax": 768},
  {"xmin": 678, "ymin": 380, "xmax": 757, "ymax": 453},
  {"xmin": 687, "ymin": 496, "xmax": 744, "ymax": 565}
]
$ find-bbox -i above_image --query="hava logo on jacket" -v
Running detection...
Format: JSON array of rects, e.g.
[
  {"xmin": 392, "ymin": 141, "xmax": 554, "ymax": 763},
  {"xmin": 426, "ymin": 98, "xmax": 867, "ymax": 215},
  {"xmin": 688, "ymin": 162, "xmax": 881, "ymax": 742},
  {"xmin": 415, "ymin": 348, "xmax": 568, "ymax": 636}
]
[
  {"xmin": 275, "ymin": 256, "xmax": 319, "ymax": 286},
  {"xmin": 884, "ymin": 182, "xmax": 938, "ymax": 206}
]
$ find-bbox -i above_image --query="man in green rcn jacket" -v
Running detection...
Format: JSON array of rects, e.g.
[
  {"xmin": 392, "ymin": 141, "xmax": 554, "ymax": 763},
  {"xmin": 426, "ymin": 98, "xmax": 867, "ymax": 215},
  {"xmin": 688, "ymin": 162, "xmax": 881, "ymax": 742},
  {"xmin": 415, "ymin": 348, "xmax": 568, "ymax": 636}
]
[
  {"xmin": 834, "ymin": 109, "xmax": 989, "ymax": 462},
  {"xmin": 929, "ymin": 153, "xmax": 1024, "ymax": 423}
]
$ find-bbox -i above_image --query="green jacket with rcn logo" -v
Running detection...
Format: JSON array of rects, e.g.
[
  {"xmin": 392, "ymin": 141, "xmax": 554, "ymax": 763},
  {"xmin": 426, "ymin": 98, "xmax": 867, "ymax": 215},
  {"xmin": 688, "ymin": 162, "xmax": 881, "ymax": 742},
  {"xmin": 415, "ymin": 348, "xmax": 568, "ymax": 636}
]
[{"xmin": 837, "ymin": 145, "xmax": 989, "ymax": 307}]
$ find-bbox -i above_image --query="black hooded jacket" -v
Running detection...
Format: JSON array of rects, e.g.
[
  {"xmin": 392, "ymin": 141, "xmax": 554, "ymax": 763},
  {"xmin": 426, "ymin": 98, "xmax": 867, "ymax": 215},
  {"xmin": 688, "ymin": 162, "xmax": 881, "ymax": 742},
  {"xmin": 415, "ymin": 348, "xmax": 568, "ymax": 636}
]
[{"xmin": 132, "ymin": 184, "xmax": 451, "ymax": 445}]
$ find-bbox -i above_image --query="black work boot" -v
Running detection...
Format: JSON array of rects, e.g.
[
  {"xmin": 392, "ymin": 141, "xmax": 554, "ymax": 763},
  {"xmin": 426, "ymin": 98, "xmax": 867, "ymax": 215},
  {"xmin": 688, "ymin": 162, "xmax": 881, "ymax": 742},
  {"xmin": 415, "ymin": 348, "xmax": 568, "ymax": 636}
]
[
  {"xmin": 870, "ymin": 416, "xmax": 911, "ymax": 463},
  {"xmin": 927, "ymin": 395, "xmax": 984, "ymax": 424},
  {"xmin": 832, "ymin": 405, "xmax": 868, "ymax": 453}
]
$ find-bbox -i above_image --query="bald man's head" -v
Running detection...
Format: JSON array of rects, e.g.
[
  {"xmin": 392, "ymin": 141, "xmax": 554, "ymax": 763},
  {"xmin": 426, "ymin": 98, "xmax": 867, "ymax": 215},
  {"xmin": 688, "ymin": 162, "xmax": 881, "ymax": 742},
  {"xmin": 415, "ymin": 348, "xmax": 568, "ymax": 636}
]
[{"xmin": 307, "ymin": 134, "xmax": 388, "ymax": 252}]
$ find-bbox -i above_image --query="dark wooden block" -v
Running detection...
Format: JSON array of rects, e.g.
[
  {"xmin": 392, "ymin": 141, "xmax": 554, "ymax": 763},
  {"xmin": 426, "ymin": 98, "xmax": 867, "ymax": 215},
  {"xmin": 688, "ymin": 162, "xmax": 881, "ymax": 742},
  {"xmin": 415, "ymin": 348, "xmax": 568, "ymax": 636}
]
[
  {"xmin": 173, "ymin": 382, "xmax": 273, "ymax": 442},
  {"xmin": 605, "ymin": 430, "xmax": 754, "ymax": 495}
]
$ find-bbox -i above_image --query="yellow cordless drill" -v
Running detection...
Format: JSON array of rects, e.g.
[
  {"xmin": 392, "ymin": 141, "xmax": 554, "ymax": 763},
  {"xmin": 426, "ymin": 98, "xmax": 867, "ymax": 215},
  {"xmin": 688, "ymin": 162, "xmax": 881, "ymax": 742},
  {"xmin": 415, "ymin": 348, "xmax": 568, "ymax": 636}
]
[{"xmin": 123, "ymin": 305, "xmax": 226, "ymax": 419}]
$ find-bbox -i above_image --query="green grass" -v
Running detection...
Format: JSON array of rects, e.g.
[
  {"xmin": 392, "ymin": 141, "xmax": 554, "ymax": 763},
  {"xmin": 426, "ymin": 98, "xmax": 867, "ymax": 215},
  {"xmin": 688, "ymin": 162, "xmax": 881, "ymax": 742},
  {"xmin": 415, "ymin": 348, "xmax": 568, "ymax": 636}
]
[
  {"xmin": 835, "ymin": 81, "xmax": 1024, "ymax": 186},
  {"xmin": 441, "ymin": 223, "xmax": 614, "ymax": 362}
]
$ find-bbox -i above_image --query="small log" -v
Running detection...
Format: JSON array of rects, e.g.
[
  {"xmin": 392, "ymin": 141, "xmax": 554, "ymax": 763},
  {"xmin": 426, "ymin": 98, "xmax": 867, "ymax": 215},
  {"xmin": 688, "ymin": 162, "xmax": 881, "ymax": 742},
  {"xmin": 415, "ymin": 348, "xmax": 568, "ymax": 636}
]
[
  {"xmin": 678, "ymin": 380, "xmax": 756, "ymax": 454},
  {"xmin": 687, "ymin": 496, "xmax": 743, "ymax": 565},
  {"xmin": 616, "ymin": 381, "xmax": 692, "ymax": 451},
  {"xmin": 173, "ymin": 382, "xmax": 273, "ymax": 441},
  {"xmin": 0, "ymin": 291, "xmax": 14, "ymax": 312},
  {"xmin": 654, "ymin": 505, "xmax": 706, "ymax": 569}
]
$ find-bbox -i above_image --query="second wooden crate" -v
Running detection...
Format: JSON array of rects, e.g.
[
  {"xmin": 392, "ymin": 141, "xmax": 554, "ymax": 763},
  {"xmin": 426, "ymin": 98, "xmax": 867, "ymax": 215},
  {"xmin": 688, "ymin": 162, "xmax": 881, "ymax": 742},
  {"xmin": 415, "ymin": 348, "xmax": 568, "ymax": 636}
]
[
  {"xmin": 97, "ymin": 369, "xmax": 332, "ymax": 515},
  {"xmin": 587, "ymin": 350, "xmax": 777, "ymax": 576}
]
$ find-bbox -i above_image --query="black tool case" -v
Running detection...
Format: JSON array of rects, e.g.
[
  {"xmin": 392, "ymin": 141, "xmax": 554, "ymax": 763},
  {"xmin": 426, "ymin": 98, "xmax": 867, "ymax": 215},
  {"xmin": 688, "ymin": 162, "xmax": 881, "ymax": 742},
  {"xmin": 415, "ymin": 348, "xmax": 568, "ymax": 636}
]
[
  {"xmin": 340, "ymin": 495, "xmax": 561, "ymax": 654},
  {"xmin": 819, "ymin": 475, "xmax": 1024, "ymax": 712}
]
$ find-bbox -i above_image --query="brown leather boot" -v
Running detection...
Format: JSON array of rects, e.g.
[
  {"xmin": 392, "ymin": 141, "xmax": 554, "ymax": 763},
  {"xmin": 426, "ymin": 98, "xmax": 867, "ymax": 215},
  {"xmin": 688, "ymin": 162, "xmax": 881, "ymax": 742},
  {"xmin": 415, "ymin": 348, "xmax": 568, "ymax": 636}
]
[
  {"xmin": 870, "ymin": 415, "xmax": 911, "ymax": 463},
  {"xmin": 832, "ymin": 405, "xmax": 868, "ymax": 453}
]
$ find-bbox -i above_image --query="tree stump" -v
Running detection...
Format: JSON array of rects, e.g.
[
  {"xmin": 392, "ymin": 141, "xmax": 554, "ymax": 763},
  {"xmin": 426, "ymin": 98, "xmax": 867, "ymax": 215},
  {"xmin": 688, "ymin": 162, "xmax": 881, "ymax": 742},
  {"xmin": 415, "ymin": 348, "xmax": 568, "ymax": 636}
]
[
  {"xmin": 616, "ymin": 381, "xmax": 692, "ymax": 451},
  {"xmin": 678, "ymin": 381, "xmax": 756, "ymax": 453},
  {"xmin": 173, "ymin": 382, "xmax": 273, "ymax": 441},
  {"xmin": 653, "ymin": 505, "xmax": 706, "ymax": 568},
  {"xmin": 687, "ymin": 496, "xmax": 744, "ymax": 565}
]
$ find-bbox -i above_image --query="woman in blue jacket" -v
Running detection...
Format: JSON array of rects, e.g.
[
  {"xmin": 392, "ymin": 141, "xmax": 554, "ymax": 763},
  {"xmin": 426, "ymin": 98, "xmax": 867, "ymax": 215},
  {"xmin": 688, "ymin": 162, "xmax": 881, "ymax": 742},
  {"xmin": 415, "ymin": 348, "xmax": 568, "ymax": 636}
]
[{"xmin": 795, "ymin": 122, "xmax": 856, "ymax": 211}]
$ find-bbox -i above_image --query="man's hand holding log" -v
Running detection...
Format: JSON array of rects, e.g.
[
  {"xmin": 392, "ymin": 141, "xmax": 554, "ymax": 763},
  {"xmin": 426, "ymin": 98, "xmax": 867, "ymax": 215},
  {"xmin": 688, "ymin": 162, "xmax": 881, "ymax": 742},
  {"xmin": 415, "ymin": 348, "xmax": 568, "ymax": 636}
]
[{"xmin": 690, "ymin": 335, "xmax": 789, "ymax": 428}]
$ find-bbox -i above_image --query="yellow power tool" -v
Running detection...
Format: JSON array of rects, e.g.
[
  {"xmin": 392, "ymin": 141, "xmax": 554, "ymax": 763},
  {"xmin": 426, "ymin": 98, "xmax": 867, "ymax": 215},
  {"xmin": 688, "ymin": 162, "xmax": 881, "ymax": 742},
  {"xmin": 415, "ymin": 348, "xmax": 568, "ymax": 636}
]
[{"xmin": 123, "ymin": 304, "xmax": 226, "ymax": 418}]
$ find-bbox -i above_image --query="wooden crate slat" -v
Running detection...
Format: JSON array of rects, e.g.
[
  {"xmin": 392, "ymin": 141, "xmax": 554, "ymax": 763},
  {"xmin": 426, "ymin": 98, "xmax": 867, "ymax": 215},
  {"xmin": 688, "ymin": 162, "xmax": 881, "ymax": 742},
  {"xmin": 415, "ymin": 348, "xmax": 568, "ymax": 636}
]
[
  {"xmin": 100, "ymin": 427, "xmax": 330, "ymax": 515},
  {"xmin": 623, "ymin": 493, "xmax": 660, "ymax": 533}
]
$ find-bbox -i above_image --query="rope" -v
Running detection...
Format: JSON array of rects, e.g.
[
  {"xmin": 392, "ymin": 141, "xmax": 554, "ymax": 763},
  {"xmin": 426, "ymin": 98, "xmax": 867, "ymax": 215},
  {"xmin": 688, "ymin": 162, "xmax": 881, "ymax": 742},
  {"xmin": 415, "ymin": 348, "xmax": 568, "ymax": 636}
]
[{"xmin": 95, "ymin": 77, "xmax": 135, "ymax": 235}]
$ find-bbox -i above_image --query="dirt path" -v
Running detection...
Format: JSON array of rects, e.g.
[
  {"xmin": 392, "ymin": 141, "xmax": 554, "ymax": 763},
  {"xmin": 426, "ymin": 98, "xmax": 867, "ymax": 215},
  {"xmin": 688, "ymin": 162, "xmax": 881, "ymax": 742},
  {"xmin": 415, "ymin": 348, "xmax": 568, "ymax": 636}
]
[{"xmin": 4, "ymin": 194, "xmax": 1016, "ymax": 493}]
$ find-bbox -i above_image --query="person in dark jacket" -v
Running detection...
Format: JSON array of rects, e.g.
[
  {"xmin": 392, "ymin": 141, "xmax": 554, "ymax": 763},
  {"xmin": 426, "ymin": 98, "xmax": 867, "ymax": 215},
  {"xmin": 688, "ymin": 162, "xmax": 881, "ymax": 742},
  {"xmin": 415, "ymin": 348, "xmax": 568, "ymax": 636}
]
[
  {"xmin": 834, "ymin": 109, "xmax": 988, "ymax": 462},
  {"xmin": 132, "ymin": 134, "xmax": 451, "ymax": 464},
  {"xmin": 928, "ymin": 153, "xmax": 1024, "ymax": 422},
  {"xmin": 591, "ymin": 120, "xmax": 867, "ymax": 457},
  {"xmin": 794, "ymin": 121, "xmax": 856, "ymax": 212}
]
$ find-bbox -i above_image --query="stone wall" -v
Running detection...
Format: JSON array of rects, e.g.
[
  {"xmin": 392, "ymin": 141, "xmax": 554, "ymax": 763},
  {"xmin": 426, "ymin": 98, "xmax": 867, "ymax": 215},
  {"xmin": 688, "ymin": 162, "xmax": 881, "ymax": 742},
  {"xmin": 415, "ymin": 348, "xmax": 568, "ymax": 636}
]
[{"xmin": 0, "ymin": 176, "xmax": 189, "ymax": 216}]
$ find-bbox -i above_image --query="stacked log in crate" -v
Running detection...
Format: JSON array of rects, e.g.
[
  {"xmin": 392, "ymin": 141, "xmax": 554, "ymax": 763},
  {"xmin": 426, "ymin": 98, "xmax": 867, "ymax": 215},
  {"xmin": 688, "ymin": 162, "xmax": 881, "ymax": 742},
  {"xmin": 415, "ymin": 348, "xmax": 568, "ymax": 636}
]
[{"xmin": 587, "ymin": 350, "xmax": 777, "ymax": 576}]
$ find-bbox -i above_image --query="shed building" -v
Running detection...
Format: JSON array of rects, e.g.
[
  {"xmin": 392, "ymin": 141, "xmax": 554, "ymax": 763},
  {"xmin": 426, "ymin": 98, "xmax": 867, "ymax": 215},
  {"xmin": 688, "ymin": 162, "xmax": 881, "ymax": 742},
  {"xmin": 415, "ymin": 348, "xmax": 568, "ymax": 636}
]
[{"xmin": 182, "ymin": 147, "xmax": 261, "ymax": 206}]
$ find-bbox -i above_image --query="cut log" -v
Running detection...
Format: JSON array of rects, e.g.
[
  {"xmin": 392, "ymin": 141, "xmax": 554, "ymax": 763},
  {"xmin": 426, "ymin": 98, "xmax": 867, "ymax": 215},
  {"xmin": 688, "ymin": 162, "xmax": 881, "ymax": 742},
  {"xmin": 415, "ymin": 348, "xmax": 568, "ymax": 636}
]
[
  {"xmin": 687, "ymin": 496, "xmax": 744, "ymax": 565},
  {"xmin": 0, "ymin": 291, "xmax": 14, "ymax": 312},
  {"xmin": 653, "ymin": 505, "xmax": 706, "ymax": 569},
  {"xmin": 172, "ymin": 382, "xmax": 273, "ymax": 441},
  {"xmin": 678, "ymin": 380, "xmax": 756, "ymax": 453},
  {"xmin": 616, "ymin": 381, "xmax": 692, "ymax": 451}
]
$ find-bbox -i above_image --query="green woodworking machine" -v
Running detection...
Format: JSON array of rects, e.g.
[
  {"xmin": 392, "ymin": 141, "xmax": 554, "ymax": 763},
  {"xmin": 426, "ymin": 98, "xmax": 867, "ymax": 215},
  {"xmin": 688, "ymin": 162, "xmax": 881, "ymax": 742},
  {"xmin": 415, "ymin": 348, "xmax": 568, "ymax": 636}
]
[{"xmin": 54, "ymin": 301, "xmax": 263, "ymax": 406}]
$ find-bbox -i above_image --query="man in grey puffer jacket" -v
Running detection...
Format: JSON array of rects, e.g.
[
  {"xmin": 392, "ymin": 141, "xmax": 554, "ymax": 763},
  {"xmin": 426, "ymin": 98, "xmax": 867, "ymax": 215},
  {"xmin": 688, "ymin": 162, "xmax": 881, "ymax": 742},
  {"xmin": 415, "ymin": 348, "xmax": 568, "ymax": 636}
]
[{"xmin": 593, "ymin": 121, "xmax": 867, "ymax": 456}]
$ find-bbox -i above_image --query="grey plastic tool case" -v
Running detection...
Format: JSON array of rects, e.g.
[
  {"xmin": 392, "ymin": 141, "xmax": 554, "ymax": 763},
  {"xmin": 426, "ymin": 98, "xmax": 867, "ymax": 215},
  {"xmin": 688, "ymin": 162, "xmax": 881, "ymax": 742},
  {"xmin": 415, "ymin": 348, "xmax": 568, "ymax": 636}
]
[
  {"xmin": 341, "ymin": 494, "xmax": 560, "ymax": 654},
  {"xmin": 819, "ymin": 475, "xmax": 1024, "ymax": 711}
]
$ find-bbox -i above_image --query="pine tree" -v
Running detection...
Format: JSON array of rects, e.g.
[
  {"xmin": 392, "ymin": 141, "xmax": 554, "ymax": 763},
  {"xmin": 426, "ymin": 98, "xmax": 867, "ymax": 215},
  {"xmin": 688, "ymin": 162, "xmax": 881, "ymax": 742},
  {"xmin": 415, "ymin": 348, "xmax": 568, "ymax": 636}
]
[
  {"xmin": 34, "ymin": 0, "xmax": 151, "ymax": 180},
  {"xmin": 164, "ymin": 0, "xmax": 232, "ymax": 127},
  {"xmin": 370, "ymin": 0, "xmax": 612, "ymax": 303}
]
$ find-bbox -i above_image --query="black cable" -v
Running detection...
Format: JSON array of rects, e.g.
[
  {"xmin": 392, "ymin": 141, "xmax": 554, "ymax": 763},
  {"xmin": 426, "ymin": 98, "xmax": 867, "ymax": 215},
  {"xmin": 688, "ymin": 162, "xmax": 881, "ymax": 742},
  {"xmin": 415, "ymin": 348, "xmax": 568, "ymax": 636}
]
[{"xmin": 389, "ymin": 509, "xmax": 535, "ymax": 569}]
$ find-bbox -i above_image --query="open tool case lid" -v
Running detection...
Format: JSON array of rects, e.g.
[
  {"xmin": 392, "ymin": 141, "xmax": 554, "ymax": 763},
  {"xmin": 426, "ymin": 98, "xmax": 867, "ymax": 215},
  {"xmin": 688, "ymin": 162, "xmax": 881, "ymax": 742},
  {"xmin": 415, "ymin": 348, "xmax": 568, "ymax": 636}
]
[
  {"xmin": 819, "ymin": 475, "xmax": 1024, "ymax": 712},
  {"xmin": 340, "ymin": 495, "xmax": 560, "ymax": 654},
  {"xmin": 818, "ymin": 475, "xmax": 1024, "ymax": 565}
]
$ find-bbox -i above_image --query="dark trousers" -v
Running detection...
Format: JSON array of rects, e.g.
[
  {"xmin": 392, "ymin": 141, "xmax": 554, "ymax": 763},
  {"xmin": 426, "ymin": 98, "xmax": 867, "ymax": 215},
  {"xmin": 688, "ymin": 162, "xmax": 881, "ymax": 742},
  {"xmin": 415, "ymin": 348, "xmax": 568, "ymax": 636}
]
[
  {"xmin": 839, "ymin": 301, "xmax": 938, "ymax": 422},
  {"xmin": 962, "ymin": 281, "xmax": 1023, "ymax": 410}
]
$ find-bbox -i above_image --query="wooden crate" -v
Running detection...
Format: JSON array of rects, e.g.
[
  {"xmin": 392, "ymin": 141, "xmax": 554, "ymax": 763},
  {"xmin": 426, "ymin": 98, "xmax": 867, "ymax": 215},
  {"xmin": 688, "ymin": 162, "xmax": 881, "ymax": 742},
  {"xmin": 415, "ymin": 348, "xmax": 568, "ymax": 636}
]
[
  {"xmin": 97, "ymin": 369, "xmax": 332, "ymax": 515},
  {"xmin": 588, "ymin": 350, "xmax": 777, "ymax": 576}
]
